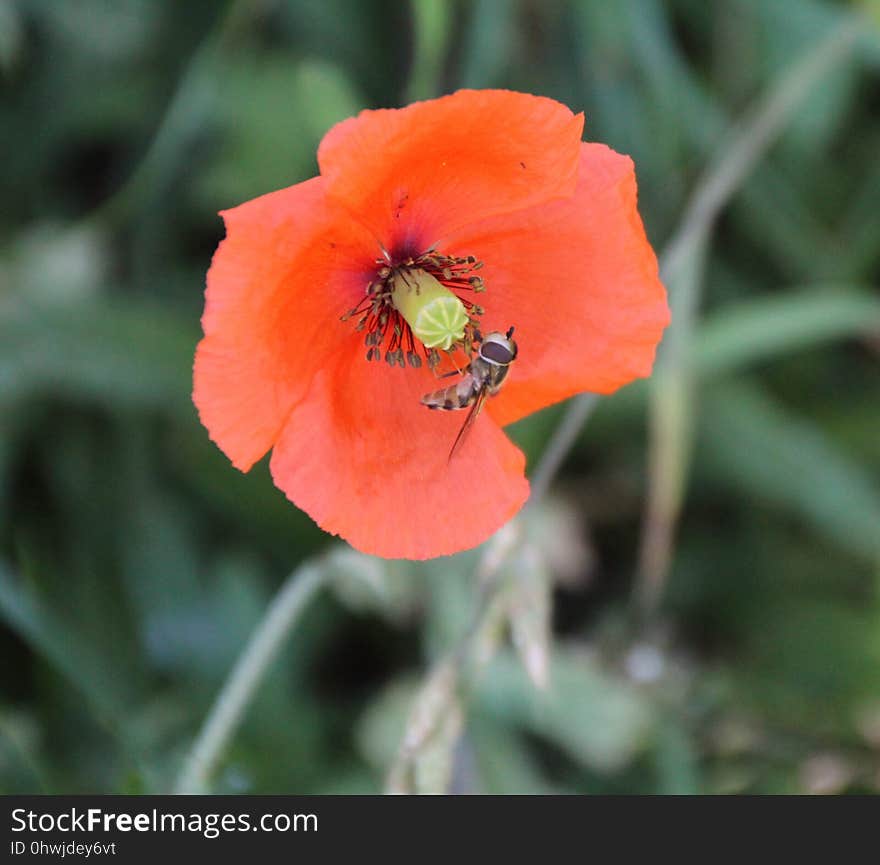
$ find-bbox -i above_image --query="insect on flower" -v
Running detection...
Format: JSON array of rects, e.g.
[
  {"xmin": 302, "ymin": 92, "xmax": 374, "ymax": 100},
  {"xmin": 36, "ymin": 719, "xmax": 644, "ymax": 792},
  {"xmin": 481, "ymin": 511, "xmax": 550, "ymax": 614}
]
[
  {"xmin": 421, "ymin": 327, "xmax": 519, "ymax": 462},
  {"xmin": 194, "ymin": 89, "xmax": 669, "ymax": 559}
]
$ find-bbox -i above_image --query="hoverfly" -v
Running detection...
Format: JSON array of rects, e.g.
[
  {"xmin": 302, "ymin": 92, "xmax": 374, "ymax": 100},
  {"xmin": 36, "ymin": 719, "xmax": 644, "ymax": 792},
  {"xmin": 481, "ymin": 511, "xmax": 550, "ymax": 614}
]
[{"xmin": 421, "ymin": 327, "xmax": 518, "ymax": 461}]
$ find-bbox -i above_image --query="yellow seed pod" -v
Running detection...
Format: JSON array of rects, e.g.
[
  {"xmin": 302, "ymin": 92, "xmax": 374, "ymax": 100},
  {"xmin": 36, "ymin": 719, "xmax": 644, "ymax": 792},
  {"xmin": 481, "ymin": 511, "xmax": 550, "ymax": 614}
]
[{"xmin": 389, "ymin": 268, "xmax": 468, "ymax": 351}]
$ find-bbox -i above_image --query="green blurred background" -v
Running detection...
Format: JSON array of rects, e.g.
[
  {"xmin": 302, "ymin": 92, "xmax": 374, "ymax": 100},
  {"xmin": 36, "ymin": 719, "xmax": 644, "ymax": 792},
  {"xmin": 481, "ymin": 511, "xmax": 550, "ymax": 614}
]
[{"xmin": 2, "ymin": 0, "xmax": 880, "ymax": 795}]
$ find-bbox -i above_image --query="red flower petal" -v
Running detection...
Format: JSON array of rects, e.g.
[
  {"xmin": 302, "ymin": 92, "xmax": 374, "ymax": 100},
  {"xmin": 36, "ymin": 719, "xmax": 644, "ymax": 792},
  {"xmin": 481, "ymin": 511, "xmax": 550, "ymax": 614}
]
[
  {"xmin": 317, "ymin": 89, "xmax": 584, "ymax": 253},
  {"xmin": 446, "ymin": 143, "xmax": 669, "ymax": 427},
  {"xmin": 194, "ymin": 178, "xmax": 377, "ymax": 470},
  {"xmin": 269, "ymin": 355, "xmax": 529, "ymax": 560},
  {"xmin": 195, "ymin": 92, "xmax": 667, "ymax": 560}
]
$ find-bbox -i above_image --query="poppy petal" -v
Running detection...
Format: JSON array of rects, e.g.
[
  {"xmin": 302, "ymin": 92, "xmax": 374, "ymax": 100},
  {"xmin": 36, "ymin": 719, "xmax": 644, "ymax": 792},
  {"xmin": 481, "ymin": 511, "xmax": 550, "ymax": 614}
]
[
  {"xmin": 269, "ymin": 355, "xmax": 529, "ymax": 560},
  {"xmin": 446, "ymin": 143, "xmax": 669, "ymax": 427},
  {"xmin": 194, "ymin": 178, "xmax": 377, "ymax": 471},
  {"xmin": 317, "ymin": 89, "xmax": 584, "ymax": 254}
]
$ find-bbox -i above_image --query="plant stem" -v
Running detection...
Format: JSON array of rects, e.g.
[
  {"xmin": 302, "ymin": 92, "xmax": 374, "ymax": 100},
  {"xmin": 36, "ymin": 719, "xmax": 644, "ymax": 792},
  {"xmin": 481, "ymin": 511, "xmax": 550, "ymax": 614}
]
[
  {"xmin": 385, "ymin": 390, "xmax": 600, "ymax": 792},
  {"xmin": 173, "ymin": 563, "xmax": 326, "ymax": 794},
  {"xmin": 528, "ymin": 393, "xmax": 600, "ymax": 506},
  {"xmin": 634, "ymin": 17, "xmax": 860, "ymax": 615},
  {"xmin": 405, "ymin": 0, "xmax": 452, "ymax": 103}
]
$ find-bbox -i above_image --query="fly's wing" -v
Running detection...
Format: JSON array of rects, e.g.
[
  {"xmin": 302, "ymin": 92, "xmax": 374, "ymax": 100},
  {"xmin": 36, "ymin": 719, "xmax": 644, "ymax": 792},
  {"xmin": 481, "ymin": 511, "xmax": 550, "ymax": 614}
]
[{"xmin": 447, "ymin": 386, "xmax": 489, "ymax": 462}]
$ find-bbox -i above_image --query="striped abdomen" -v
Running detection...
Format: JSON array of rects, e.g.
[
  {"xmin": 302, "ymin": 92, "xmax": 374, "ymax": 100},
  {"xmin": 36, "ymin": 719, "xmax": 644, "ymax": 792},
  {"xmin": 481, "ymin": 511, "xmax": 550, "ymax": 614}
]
[
  {"xmin": 420, "ymin": 356, "xmax": 511, "ymax": 411},
  {"xmin": 421, "ymin": 369, "xmax": 483, "ymax": 411}
]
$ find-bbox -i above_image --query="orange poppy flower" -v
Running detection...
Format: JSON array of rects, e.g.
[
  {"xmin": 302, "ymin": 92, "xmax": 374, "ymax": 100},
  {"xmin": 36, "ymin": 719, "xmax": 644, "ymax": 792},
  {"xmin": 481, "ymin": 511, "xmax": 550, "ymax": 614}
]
[{"xmin": 193, "ymin": 89, "xmax": 668, "ymax": 560}]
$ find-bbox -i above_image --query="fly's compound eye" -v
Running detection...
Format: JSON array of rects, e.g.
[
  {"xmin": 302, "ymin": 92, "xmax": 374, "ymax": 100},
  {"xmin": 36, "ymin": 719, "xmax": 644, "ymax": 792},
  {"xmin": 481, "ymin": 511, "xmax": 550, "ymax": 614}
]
[{"xmin": 480, "ymin": 340, "xmax": 514, "ymax": 364}]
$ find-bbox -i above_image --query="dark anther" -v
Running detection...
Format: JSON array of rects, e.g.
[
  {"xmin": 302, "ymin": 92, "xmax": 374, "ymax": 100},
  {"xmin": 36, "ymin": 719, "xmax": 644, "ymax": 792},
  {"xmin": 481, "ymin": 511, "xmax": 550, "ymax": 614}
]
[{"xmin": 350, "ymin": 248, "xmax": 487, "ymax": 371}]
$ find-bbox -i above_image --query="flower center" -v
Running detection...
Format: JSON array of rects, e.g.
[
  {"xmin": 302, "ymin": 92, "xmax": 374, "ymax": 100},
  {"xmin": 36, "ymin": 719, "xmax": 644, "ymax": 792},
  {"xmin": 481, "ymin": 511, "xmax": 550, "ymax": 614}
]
[
  {"xmin": 342, "ymin": 250, "xmax": 485, "ymax": 368},
  {"xmin": 390, "ymin": 269, "xmax": 468, "ymax": 351}
]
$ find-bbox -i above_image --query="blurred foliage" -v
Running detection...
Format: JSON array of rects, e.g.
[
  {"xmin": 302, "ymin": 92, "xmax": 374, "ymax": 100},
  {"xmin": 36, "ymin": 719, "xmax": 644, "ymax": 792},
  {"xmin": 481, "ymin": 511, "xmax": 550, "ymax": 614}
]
[{"xmin": 1, "ymin": 0, "xmax": 880, "ymax": 795}]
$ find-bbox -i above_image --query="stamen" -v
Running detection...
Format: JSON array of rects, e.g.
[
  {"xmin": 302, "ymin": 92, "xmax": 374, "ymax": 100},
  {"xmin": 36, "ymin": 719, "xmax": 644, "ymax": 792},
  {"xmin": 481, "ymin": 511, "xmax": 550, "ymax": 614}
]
[{"xmin": 341, "ymin": 249, "xmax": 486, "ymax": 367}]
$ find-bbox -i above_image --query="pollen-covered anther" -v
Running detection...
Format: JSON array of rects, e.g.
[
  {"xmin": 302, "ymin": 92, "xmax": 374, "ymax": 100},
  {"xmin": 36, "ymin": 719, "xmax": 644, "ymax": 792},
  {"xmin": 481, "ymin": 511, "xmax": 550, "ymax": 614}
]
[
  {"xmin": 342, "ymin": 249, "xmax": 486, "ymax": 366},
  {"xmin": 385, "ymin": 348, "xmax": 406, "ymax": 367}
]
